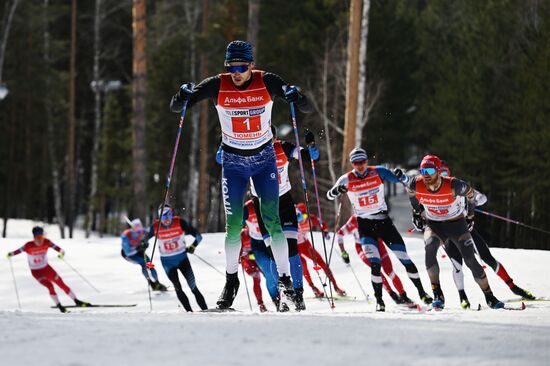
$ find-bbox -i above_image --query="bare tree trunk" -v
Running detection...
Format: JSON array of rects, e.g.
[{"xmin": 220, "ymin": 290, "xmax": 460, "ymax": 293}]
[
  {"xmin": 247, "ymin": 0, "xmax": 260, "ymax": 61},
  {"xmin": 183, "ymin": 0, "xmax": 201, "ymax": 226},
  {"xmin": 197, "ymin": 0, "xmax": 210, "ymax": 232},
  {"xmin": 355, "ymin": 0, "xmax": 370, "ymax": 147},
  {"xmin": 66, "ymin": 0, "xmax": 77, "ymax": 238},
  {"xmin": 0, "ymin": 0, "xmax": 20, "ymax": 83},
  {"xmin": 132, "ymin": 0, "xmax": 148, "ymax": 220},
  {"xmin": 86, "ymin": 0, "xmax": 103, "ymax": 237},
  {"xmin": 321, "ymin": 38, "xmax": 337, "ymax": 184},
  {"xmin": 43, "ymin": 0, "xmax": 65, "ymax": 238},
  {"xmin": 342, "ymin": 0, "xmax": 362, "ymax": 168}
]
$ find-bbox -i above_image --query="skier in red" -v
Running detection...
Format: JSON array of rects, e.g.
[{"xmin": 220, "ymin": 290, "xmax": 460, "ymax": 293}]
[
  {"xmin": 240, "ymin": 227, "xmax": 268, "ymax": 312},
  {"xmin": 6, "ymin": 226, "xmax": 91, "ymax": 313},
  {"xmin": 336, "ymin": 215, "xmax": 413, "ymax": 305},
  {"xmin": 295, "ymin": 202, "xmax": 346, "ymax": 297}
]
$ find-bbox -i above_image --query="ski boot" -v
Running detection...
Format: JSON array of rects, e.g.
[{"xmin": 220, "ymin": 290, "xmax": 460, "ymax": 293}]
[
  {"xmin": 74, "ymin": 299, "xmax": 92, "ymax": 308},
  {"xmin": 57, "ymin": 303, "xmax": 67, "ymax": 313},
  {"xmin": 273, "ymin": 296, "xmax": 288, "ymax": 312},
  {"xmin": 376, "ymin": 298, "xmax": 386, "ymax": 312},
  {"xmin": 398, "ymin": 293, "xmax": 416, "ymax": 308},
  {"xmin": 431, "ymin": 284, "xmax": 445, "ymax": 310},
  {"xmin": 510, "ymin": 285, "xmax": 536, "ymax": 300},
  {"xmin": 335, "ymin": 287, "xmax": 347, "ymax": 297},
  {"xmin": 150, "ymin": 280, "xmax": 168, "ymax": 291},
  {"xmin": 485, "ymin": 293, "xmax": 504, "ymax": 309},
  {"xmin": 459, "ymin": 290, "xmax": 470, "ymax": 309},
  {"xmin": 258, "ymin": 303, "xmax": 267, "ymax": 313},
  {"xmin": 216, "ymin": 272, "xmax": 240, "ymax": 309},
  {"xmin": 277, "ymin": 275, "xmax": 297, "ymax": 312},
  {"xmin": 311, "ymin": 285, "xmax": 324, "ymax": 298},
  {"xmin": 389, "ymin": 291, "xmax": 400, "ymax": 304},
  {"xmin": 294, "ymin": 287, "xmax": 306, "ymax": 311},
  {"xmin": 419, "ymin": 291, "xmax": 433, "ymax": 305}
]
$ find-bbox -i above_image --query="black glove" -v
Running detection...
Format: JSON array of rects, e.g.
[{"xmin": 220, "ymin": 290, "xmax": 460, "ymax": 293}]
[
  {"xmin": 341, "ymin": 250, "xmax": 350, "ymax": 264},
  {"xmin": 304, "ymin": 128, "xmax": 315, "ymax": 146},
  {"xmin": 283, "ymin": 85, "xmax": 300, "ymax": 103},
  {"xmin": 412, "ymin": 209, "xmax": 425, "ymax": 231},
  {"xmin": 187, "ymin": 241, "xmax": 198, "ymax": 254},
  {"xmin": 176, "ymin": 83, "xmax": 195, "ymax": 102},
  {"xmin": 330, "ymin": 184, "xmax": 348, "ymax": 198},
  {"xmin": 393, "ymin": 168, "xmax": 409, "ymax": 183},
  {"xmin": 137, "ymin": 239, "xmax": 149, "ymax": 252}
]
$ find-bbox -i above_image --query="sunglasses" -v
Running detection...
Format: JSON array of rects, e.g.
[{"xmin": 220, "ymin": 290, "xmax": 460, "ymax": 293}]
[
  {"xmin": 225, "ymin": 64, "xmax": 250, "ymax": 73},
  {"xmin": 352, "ymin": 160, "xmax": 367, "ymax": 166},
  {"xmin": 420, "ymin": 167, "xmax": 438, "ymax": 176},
  {"xmin": 440, "ymin": 171, "xmax": 449, "ymax": 177},
  {"xmin": 34, "ymin": 234, "xmax": 44, "ymax": 240},
  {"xmin": 161, "ymin": 212, "xmax": 173, "ymax": 221}
]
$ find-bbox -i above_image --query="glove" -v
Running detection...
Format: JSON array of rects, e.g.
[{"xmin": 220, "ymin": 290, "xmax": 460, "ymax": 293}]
[
  {"xmin": 176, "ymin": 83, "xmax": 195, "ymax": 102},
  {"xmin": 412, "ymin": 210, "xmax": 425, "ymax": 231},
  {"xmin": 283, "ymin": 85, "xmax": 300, "ymax": 103},
  {"xmin": 187, "ymin": 241, "xmax": 198, "ymax": 254},
  {"xmin": 393, "ymin": 168, "xmax": 409, "ymax": 183},
  {"xmin": 337, "ymin": 185, "xmax": 348, "ymax": 194},
  {"xmin": 6, "ymin": 252, "xmax": 13, "ymax": 259},
  {"xmin": 138, "ymin": 239, "xmax": 149, "ymax": 252},
  {"xmin": 323, "ymin": 231, "xmax": 330, "ymax": 241},
  {"xmin": 304, "ymin": 128, "xmax": 315, "ymax": 146},
  {"xmin": 57, "ymin": 250, "xmax": 66, "ymax": 260},
  {"xmin": 341, "ymin": 250, "xmax": 350, "ymax": 264},
  {"xmin": 248, "ymin": 253, "xmax": 256, "ymax": 261},
  {"xmin": 466, "ymin": 218, "xmax": 474, "ymax": 232}
]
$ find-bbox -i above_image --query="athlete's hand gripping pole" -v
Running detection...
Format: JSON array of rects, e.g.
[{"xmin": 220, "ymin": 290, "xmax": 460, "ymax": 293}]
[{"xmin": 148, "ymin": 92, "xmax": 191, "ymax": 268}]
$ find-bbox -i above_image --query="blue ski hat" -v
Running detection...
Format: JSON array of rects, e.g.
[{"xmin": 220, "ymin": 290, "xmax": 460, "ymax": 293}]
[
  {"xmin": 225, "ymin": 40, "xmax": 254, "ymax": 64},
  {"xmin": 349, "ymin": 148, "xmax": 368, "ymax": 162}
]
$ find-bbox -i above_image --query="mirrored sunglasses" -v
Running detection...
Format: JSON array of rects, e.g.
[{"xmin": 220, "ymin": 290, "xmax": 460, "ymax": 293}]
[
  {"xmin": 225, "ymin": 64, "xmax": 250, "ymax": 73},
  {"xmin": 420, "ymin": 167, "xmax": 437, "ymax": 176}
]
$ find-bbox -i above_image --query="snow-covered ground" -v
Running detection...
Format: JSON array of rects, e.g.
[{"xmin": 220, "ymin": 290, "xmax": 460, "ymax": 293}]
[{"xmin": 1, "ymin": 213, "xmax": 550, "ymax": 366}]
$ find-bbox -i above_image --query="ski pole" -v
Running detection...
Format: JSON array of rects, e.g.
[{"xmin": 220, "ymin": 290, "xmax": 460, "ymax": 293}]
[
  {"xmin": 342, "ymin": 254, "xmax": 370, "ymax": 303},
  {"xmin": 326, "ymin": 200, "xmax": 343, "ymax": 268},
  {"xmin": 241, "ymin": 263, "xmax": 253, "ymax": 312},
  {"xmin": 289, "ymin": 100, "xmax": 334, "ymax": 309},
  {"xmin": 144, "ymin": 253, "xmax": 153, "ymax": 312},
  {"xmin": 148, "ymin": 96, "xmax": 189, "ymax": 268},
  {"xmin": 191, "ymin": 252, "xmax": 225, "ymax": 277},
  {"xmin": 475, "ymin": 208, "xmax": 550, "ymax": 235},
  {"xmin": 60, "ymin": 258, "xmax": 101, "ymax": 293},
  {"xmin": 7, "ymin": 258, "xmax": 22, "ymax": 310}
]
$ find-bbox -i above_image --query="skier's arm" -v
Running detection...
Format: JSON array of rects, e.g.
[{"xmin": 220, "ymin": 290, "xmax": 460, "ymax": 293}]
[
  {"xmin": 375, "ymin": 166, "xmax": 402, "ymax": 184},
  {"xmin": 406, "ymin": 179, "xmax": 424, "ymax": 212},
  {"xmin": 451, "ymin": 178, "xmax": 476, "ymax": 218},
  {"xmin": 263, "ymin": 72, "xmax": 313, "ymax": 113},
  {"xmin": 170, "ymin": 75, "xmax": 221, "ymax": 112},
  {"xmin": 6, "ymin": 245, "xmax": 25, "ymax": 258},
  {"xmin": 121, "ymin": 235, "xmax": 135, "ymax": 256},
  {"xmin": 180, "ymin": 220, "xmax": 202, "ymax": 246}
]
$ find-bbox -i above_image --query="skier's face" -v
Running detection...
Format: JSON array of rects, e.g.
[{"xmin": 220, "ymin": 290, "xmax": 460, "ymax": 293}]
[
  {"xmin": 33, "ymin": 234, "xmax": 44, "ymax": 245},
  {"xmin": 421, "ymin": 168, "xmax": 439, "ymax": 186},
  {"xmin": 226, "ymin": 62, "xmax": 254, "ymax": 86},
  {"xmin": 351, "ymin": 160, "xmax": 367, "ymax": 174}
]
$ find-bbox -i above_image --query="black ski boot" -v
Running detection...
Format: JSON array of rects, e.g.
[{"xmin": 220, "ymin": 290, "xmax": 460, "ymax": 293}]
[
  {"xmin": 74, "ymin": 299, "xmax": 92, "ymax": 307},
  {"xmin": 459, "ymin": 290, "xmax": 471, "ymax": 309},
  {"xmin": 152, "ymin": 281, "xmax": 168, "ymax": 291},
  {"xmin": 57, "ymin": 303, "xmax": 67, "ymax": 313},
  {"xmin": 294, "ymin": 287, "xmax": 306, "ymax": 311},
  {"xmin": 216, "ymin": 272, "xmax": 240, "ymax": 309},
  {"xmin": 510, "ymin": 285, "xmax": 535, "ymax": 300},
  {"xmin": 398, "ymin": 293, "xmax": 416, "ymax": 308},
  {"xmin": 431, "ymin": 284, "xmax": 445, "ymax": 310},
  {"xmin": 273, "ymin": 296, "xmax": 288, "ymax": 312},
  {"xmin": 419, "ymin": 290, "xmax": 433, "ymax": 305},
  {"xmin": 485, "ymin": 292, "xmax": 504, "ymax": 309},
  {"xmin": 278, "ymin": 275, "xmax": 297, "ymax": 312},
  {"xmin": 389, "ymin": 291, "xmax": 400, "ymax": 304},
  {"xmin": 376, "ymin": 298, "xmax": 386, "ymax": 312}
]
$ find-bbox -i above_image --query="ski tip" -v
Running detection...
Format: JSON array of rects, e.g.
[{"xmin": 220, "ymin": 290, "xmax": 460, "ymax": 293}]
[
  {"xmin": 521, "ymin": 302, "xmax": 526, "ymax": 310},
  {"xmin": 330, "ymin": 303, "xmax": 336, "ymax": 309},
  {"xmin": 146, "ymin": 262, "xmax": 155, "ymax": 269},
  {"xmin": 416, "ymin": 304, "xmax": 422, "ymax": 312},
  {"xmin": 477, "ymin": 304, "xmax": 482, "ymax": 311}
]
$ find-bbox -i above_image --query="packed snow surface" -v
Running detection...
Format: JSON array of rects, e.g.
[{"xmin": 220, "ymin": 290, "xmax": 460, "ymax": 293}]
[{"xmin": 1, "ymin": 218, "xmax": 550, "ymax": 366}]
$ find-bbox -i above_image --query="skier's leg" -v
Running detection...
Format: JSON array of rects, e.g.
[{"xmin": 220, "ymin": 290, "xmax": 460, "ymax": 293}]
[
  {"xmin": 357, "ymin": 218, "xmax": 383, "ymax": 301},
  {"xmin": 163, "ymin": 258, "xmax": 192, "ymax": 311},
  {"xmin": 359, "ymin": 243, "xmax": 394, "ymax": 294},
  {"xmin": 47, "ymin": 265, "xmax": 76, "ymax": 299},
  {"xmin": 379, "ymin": 242, "xmax": 405, "ymax": 294},
  {"xmin": 471, "ymin": 229, "xmax": 514, "ymax": 287},
  {"xmin": 143, "ymin": 254, "xmax": 159, "ymax": 282},
  {"xmin": 251, "ymin": 157, "xmax": 289, "ymax": 277},
  {"xmin": 180, "ymin": 256, "xmax": 207, "ymax": 310},
  {"xmin": 32, "ymin": 268, "xmax": 60, "ymax": 304},
  {"xmin": 250, "ymin": 239, "xmax": 279, "ymax": 300}
]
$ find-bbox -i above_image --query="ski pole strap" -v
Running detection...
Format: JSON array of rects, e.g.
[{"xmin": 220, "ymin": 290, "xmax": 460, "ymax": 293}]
[{"xmin": 474, "ymin": 209, "xmax": 550, "ymax": 235}]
